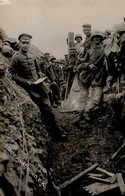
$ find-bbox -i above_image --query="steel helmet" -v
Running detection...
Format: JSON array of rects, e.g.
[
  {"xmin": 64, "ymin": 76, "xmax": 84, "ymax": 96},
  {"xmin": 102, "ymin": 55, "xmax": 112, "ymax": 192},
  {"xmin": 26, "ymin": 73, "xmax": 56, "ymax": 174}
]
[
  {"xmin": 91, "ymin": 30, "xmax": 104, "ymax": 41},
  {"xmin": 49, "ymin": 55, "xmax": 56, "ymax": 61},
  {"xmin": 75, "ymin": 34, "xmax": 83, "ymax": 40}
]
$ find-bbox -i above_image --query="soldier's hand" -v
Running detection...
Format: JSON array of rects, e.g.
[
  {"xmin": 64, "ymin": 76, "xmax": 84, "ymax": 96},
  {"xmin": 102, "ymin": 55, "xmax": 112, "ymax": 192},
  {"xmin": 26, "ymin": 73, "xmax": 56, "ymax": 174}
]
[
  {"xmin": 52, "ymin": 81, "xmax": 57, "ymax": 85},
  {"xmin": 79, "ymin": 58, "xmax": 85, "ymax": 62},
  {"xmin": 67, "ymin": 65, "xmax": 73, "ymax": 69},
  {"xmin": 27, "ymin": 81, "xmax": 32, "ymax": 85},
  {"xmin": 89, "ymin": 64, "xmax": 96, "ymax": 70},
  {"xmin": 73, "ymin": 65, "xmax": 77, "ymax": 72},
  {"xmin": 116, "ymin": 93, "xmax": 123, "ymax": 100}
]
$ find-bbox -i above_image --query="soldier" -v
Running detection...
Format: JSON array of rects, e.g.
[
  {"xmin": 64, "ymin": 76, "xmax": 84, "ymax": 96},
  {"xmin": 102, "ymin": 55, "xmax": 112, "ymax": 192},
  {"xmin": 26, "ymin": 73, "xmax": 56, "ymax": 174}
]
[
  {"xmin": 104, "ymin": 23, "xmax": 125, "ymax": 126},
  {"xmin": 3, "ymin": 37, "xmax": 19, "ymax": 51},
  {"xmin": 44, "ymin": 52, "xmax": 50, "ymax": 59},
  {"xmin": 103, "ymin": 29, "xmax": 111, "ymax": 48},
  {"xmin": 104, "ymin": 29, "xmax": 111, "ymax": 39},
  {"xmin": 39, "ymin": 54, "xmax": 50, "ymax": 76},
  {"xmin": 54, "ymin": 59, "xmax": 66, "ymax": 100},
  {"xmin": 79, "ymin": 30, "xmax": 106, "ymax": 121},
  {"xmin": 75, "ymin": 24, "xmax": 92, "ymax": 68},
  {"xmin": 49, "ymin": 55, "xmax": 61, "ymax": 106},
  {"xmin": 9, "ymin": 33, "xmax": 66, "ymax": 141},
  {"xmin": 106, "ymin": 23, "xmax": 125, "ymax": 104},
  {"xmin": 74, "ymin": 34, "xmax": 84, "ymax": 52},
  {"xmin": 39, "ymin": 54, "xmax": 57, "ymax": 107},
  {"xmin": 82, "ymin": 24, "xmax": 92, "ymax": 51},
  {"xmin": 1, "ymin": 45, "xmax": 13, "ymax": 61}
]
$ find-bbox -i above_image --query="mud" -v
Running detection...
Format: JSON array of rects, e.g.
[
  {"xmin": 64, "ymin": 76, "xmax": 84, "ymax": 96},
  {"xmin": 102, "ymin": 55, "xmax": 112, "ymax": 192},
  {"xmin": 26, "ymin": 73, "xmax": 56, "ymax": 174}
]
[{"xmin": 47, "ymin": 106, "xmax": 125, "ymax": 196}]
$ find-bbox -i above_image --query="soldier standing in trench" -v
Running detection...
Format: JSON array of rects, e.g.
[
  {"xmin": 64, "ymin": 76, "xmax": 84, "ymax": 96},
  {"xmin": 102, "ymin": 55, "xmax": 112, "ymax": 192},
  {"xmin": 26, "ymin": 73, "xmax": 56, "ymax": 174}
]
[
  {"xmin": 9, "ymin": 33, "xmax": 66, "ymax": 142},
  {"xmin": 77, "ymin": 31, "xmax": 106, "ymax": 121},
  {"xmin": 105, "ymin": 23, "xmax": 125, "ymax": 125}
]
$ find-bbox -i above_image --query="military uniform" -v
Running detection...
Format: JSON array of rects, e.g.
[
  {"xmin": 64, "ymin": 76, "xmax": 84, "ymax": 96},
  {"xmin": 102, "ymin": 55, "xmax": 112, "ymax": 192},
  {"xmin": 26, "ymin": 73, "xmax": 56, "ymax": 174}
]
[
  {"xmin": 82, "ymin": 24, "xmax": 93, "ymax": 52},
  {"xmin": 9, "ymin": 34, "xmax": 64, "ymax": 141},
  {"xmin": 74, "ymin": 34, "xmax": 84, "ymax": 52},
  {"xmin": 83, "ymin": 34, "xmax": 92, "ymax": 51},
  {"xmin": 49, "ymin": 56, "xmax": 61, "ymax": 105},
  {"xmin": 78, "ymin": 31, "xmax": 106, "ymax": 117},
  {"xmin": 76, "ymin": 24, "xmax": 93, "ymax": 67},
  {"xmin": 106, "ymin": 23, "xmax": 125, "ymax": 104}
]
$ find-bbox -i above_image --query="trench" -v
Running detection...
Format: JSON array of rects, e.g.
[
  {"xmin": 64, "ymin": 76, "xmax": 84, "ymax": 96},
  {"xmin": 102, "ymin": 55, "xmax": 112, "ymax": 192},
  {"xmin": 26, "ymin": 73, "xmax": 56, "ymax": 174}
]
[
  {"xmin": 1, "ymin": 62, "xmax": 125, "ymax": 196},
  {"xmin": 45, "ymin": 106, "xmax": 125, "ymax": 196}
]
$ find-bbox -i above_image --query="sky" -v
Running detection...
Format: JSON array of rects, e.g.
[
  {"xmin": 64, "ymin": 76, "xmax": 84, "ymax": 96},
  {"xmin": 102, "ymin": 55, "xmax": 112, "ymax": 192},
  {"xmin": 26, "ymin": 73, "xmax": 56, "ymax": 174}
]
[{"xmin": 0, "ymin": 0, "xmax": 125, "ymax": 58}]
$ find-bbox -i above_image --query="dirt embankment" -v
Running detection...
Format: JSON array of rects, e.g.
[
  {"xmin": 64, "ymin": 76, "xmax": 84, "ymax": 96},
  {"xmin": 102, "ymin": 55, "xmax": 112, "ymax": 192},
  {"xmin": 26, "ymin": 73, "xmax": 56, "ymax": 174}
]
[{"xmin": 0, "ymin": 56, "xmax": 49, "ymax": 196}]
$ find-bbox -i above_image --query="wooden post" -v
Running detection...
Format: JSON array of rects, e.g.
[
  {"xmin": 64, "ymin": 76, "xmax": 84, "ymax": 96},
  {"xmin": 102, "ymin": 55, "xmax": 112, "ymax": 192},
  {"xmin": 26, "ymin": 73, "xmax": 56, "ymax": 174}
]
[
  {"xmin": 116, "ymin": 173, "xmax": 125, "ymax": 195},
  {"xmin": 64, "ymin": 32, "xmax": 75, "ymax": 99},
  {"xmin": 68, "ymin": 32, "xmax": 74, "ymax": 58}
]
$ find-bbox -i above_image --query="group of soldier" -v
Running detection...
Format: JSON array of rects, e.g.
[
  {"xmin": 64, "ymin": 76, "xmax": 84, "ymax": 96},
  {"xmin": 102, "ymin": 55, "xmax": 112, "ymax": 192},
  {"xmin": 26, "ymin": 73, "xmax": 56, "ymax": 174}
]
[
  {"xmin": 67, "ymin": 22, "xmax": 125, "ymax": 121},
  {"xmin": 0, "ymin": 20, "xmax": 125, "ymax": 141}
]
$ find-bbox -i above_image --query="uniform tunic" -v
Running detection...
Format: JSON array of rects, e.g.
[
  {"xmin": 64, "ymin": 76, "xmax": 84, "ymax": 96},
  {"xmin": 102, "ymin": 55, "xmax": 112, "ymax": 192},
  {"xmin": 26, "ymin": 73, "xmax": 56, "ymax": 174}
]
[{"xmin": 9, "ymin": 49, "xmax": 62, "ymax": 139}]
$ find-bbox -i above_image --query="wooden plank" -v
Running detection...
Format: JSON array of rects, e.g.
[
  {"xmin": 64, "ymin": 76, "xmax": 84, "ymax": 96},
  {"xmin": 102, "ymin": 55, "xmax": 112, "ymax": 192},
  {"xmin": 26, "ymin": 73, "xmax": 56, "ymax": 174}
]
[
  {"xmin": 96, "ymin": 167, "xmax": 115, "ymax": 177},
  {"xmin": 88, "ymin": 175, "xmax": 116, "ymax": 184},
  {"xmin": 83, "ymin": 179, "xmax": 118, "ymax": 195},
  {"xmin": 88, "ymin": 173, "xmax": 103, "ymax": 178},
  {"xmin": 0, "ymin": 189, "xmax": 5, "ymax": 196},
  {"xmin": 60, "ymin": 163, "xmax": 98, "ymax": 189},
  {"xmin": 116, "ymin": 173, "xmax": 125, "ymax": 195},
  {"xmin": 111, "ymin": 143, "xmax": 125, "ymax": 160}
]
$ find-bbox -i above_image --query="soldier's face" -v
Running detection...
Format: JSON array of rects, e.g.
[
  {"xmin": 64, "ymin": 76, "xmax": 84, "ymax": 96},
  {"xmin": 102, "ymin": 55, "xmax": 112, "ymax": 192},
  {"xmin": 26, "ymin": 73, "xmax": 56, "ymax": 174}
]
[
  {"xmin": 83, "ymin": 27, "xmax": 91, "ymax": 36},
  {"xmin": 44, "ymin": 54, "xmax": 50, "ymax": 59},
  {"xmin": 20, "ymin": 40, "xmax": 31, "ymax": 52},
  {"xmin": 93, "ymin": 36, "xmax": 101, "ymax": 44},
  {"xmin": 76, "ymin": 37, "xmax": 82, "ymax": 42}
]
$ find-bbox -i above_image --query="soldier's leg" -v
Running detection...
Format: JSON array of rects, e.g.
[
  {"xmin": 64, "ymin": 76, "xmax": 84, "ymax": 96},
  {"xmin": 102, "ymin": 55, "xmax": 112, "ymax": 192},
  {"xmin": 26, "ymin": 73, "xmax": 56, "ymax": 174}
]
[
  {"xmin": 51, "ymin": 82, "xmax": 61, "ymax": 105},
  {"xmin": 48, "ymin": 91, "xmax": 58, "ymax": 108},
  {"xmin": 92, "ymin": 86, "xmax": 103, "ymax": 107},
  {"xmin": 76, "ymin": 86, "xmax": 94, "ymax": 121},
  {"xmin": 28, "ymin": 93, "xmax": 65, "ymax": 141},
  {"xmin": 84, "ymin": 86, "xmax": 95, "ymax": 113},
  {"xmin": 82, "ymin": 86, "xmax": 102, "ymax": 121},
  {"xmin": 85, "ymin": 86, "xmax": 102, "ymax": 112},
  {"xmin": 39, "ymin": 94, "xmax": 66, "ymax": 140},
  {"xmin": 79, "ymin": 70, "xmax": 90, "ymax": 89}
]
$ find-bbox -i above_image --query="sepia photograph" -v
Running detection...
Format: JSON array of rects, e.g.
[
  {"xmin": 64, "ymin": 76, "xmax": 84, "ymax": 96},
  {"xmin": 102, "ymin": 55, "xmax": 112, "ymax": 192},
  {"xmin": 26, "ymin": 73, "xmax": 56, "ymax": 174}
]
[{"xmin": 0, "ymin": 0, "xmax": 125, "ymax": 195}]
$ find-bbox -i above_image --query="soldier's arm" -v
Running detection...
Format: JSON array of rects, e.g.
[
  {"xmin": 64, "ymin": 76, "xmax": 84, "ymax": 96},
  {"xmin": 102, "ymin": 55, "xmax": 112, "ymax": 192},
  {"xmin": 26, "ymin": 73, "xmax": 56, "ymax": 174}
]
[
  {"xmin": 35, "ymin": 57, "xmax": 51, "ymax": 83},
  {"xmin": 49, "ymin": 66, "xmax": 56, "ymax": 82},
  {"xmin": 35, "ymin": 57, "xmax": 46, "ymax": 78},
  {"xmin": 9, "ymin": 55, "xmax": 29, "ymax": 85}
]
